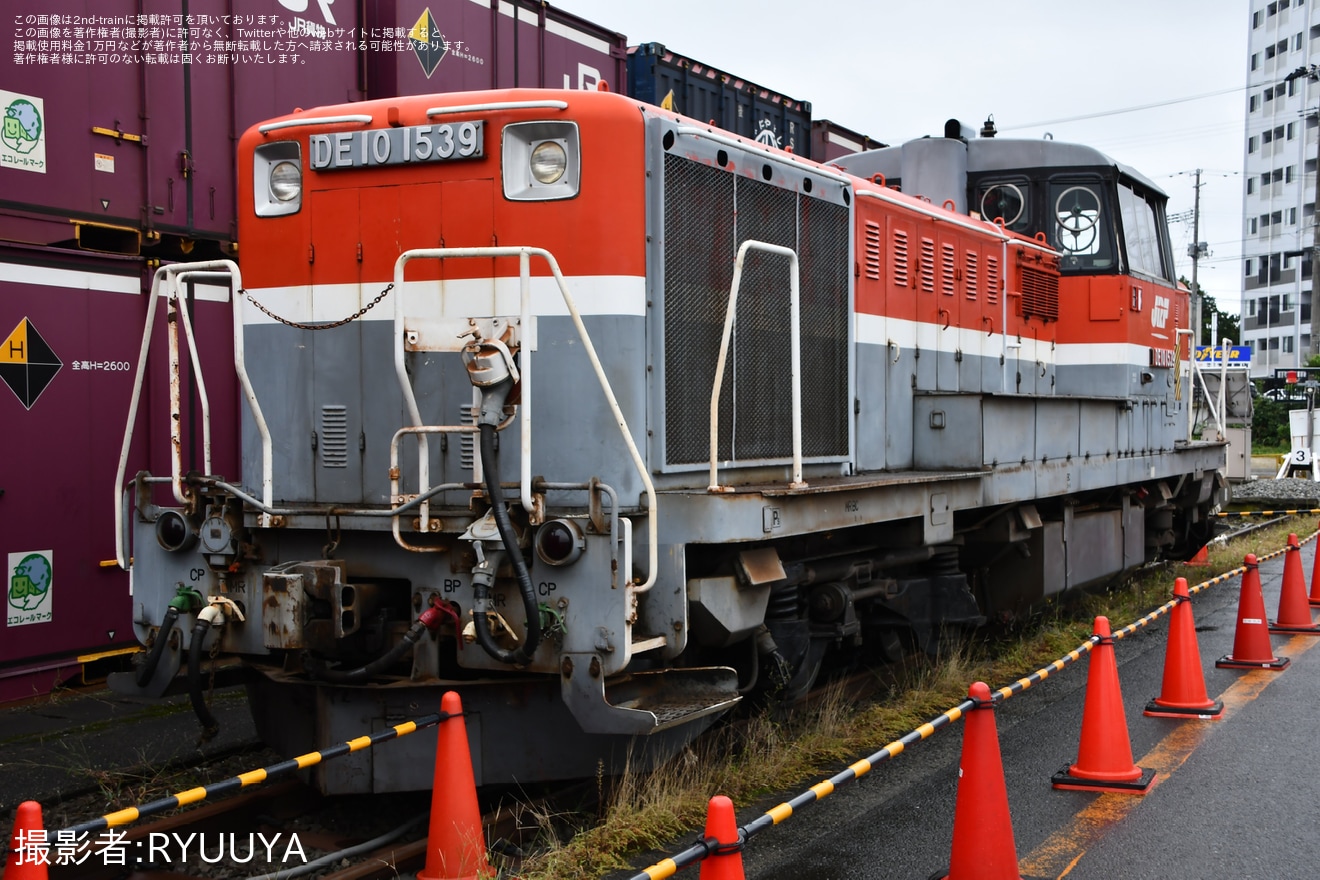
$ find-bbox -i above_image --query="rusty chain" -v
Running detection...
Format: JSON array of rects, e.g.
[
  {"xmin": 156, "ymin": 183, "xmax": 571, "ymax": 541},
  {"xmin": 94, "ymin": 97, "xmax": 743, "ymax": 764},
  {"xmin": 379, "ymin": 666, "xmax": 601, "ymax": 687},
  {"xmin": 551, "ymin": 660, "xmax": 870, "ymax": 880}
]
[{"xmin": 242, "ymin": 282, "xmax": 395, "ymax": 330}]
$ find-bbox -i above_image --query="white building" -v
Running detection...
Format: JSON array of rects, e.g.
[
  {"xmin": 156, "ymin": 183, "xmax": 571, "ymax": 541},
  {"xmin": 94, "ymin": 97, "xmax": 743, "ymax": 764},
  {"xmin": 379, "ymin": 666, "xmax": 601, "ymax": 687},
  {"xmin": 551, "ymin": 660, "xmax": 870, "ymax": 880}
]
[{"xmin": 1242, "ymin": 0, "xmax": 1320, "ymax": 377}]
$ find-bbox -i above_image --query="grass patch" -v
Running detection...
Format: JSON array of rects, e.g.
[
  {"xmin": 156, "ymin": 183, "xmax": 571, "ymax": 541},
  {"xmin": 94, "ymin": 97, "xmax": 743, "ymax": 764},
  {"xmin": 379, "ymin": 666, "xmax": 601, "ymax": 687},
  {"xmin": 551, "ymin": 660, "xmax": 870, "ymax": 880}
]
[{"xmin": 513, "ymin": 517, "xmax": 1310, "ymax": 880}]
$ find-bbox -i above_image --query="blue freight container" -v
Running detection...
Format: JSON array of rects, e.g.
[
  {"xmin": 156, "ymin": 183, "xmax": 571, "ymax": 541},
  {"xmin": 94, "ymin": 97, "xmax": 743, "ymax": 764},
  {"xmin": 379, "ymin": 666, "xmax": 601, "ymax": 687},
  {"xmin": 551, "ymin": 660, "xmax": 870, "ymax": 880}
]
[{"xmin": 626, "ymin": 42, "xmax": 811, "ymax": 157}]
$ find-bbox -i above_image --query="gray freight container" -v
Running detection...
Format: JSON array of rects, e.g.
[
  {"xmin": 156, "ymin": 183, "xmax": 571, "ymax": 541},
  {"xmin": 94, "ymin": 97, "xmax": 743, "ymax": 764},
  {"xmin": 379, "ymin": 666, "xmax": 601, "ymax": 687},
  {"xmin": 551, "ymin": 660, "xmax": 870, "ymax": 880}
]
[{"xmin": 626, "ymin": 42, "xmax": 811, "ymax": 157}]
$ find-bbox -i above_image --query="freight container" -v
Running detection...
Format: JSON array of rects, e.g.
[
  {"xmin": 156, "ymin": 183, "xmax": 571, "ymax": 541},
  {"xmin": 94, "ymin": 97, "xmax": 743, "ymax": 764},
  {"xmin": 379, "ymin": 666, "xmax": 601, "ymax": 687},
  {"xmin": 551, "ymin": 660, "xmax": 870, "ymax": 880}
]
[
  {"xmin": 625, "ymin": 42, "xmax": 811, "ymax": 157},
  {"xmin": 363, "ymin": 0, "xmax": 627, "ymax": 101},
  {"xmin": 3, "ymin": 0, "xmax": 624, "ymax": 259},
  {"xmin": 0, "ymin": 242, "xmax": 239, "ymax": 701},
  {"xmin": 811, "ymin": 119, "xmax": 885, "ymax": 163}
]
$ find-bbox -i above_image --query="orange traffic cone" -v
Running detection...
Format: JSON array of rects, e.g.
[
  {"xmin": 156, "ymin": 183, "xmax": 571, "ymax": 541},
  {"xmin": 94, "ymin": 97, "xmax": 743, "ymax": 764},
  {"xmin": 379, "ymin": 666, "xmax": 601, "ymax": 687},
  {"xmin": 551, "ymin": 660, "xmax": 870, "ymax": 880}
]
[
  {"xmin": 1270, "ymin": 534, "xmax": 1320, "ymax": 634},
  {"xmin": 698, "ymin": 795, "xmax": 745, "ymax": 880},
  {"xmin": 1310, "ymin": 522, "xmax": 1320, "ymax": 607},
  {"xmin": 1144, "ymin": 578, "xmax": 1224, "ymax": 719},
  {"xmin": 932, "ymin": 682, "xmax": 1023, "ymax": 880},
  {"xmin": 1216, "ymin": 554, "xmax": 1290, "ymax": 670},
  {"xmin": 1184, "ymin": 545, "xmax": 1210, "ymax": 567},
  {"xmin": 4, "ymin": 801, "xmax": 49, "ymax": 880},
  {"xmin": 417, "ymin": 692, "xmax": 493, "ymax": 880},
  {"xmin": 1052, "ymin": 617, "xmax": 1155, "ymax": 794}
]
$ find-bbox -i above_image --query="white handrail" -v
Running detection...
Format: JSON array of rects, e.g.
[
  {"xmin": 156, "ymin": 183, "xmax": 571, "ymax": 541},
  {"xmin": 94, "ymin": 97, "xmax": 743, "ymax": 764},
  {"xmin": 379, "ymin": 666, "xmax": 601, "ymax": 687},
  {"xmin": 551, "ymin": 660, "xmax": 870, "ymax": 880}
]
[
  {"xmin": 708, "ymin": 240, "xmax": 806, "ymax": 492},
  {"xmin": 392, "ymin": 247, "xmax": 658, "ymax": 592},
  {"xmin": 114, "ymin": 261, "xmax": 258, "ymax": 570}
]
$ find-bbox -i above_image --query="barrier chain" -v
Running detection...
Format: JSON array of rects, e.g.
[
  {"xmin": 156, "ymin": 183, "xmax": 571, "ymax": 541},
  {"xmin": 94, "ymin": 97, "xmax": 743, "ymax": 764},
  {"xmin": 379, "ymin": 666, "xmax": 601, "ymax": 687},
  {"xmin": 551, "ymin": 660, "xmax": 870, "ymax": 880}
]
[
  {"xmin": 56, "ymin": 709, "xmax": 456, "ymax": 838},
  {"xmin": 628, "ymin": 529, "xmax": 1316, "ymax": 880}
]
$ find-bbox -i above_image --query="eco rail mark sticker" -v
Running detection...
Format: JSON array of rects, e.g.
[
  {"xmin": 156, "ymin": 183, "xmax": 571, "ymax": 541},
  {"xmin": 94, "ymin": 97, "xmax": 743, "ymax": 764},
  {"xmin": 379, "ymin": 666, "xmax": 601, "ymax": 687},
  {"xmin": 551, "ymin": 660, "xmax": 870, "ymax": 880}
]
[
  {"xmin": 8, "ymin": 551, "xmax": 53, "ymax": 627},
  {"xmin": 0, "ymin": 90, "xmax": 46, "ymax": 174},
  {"xmin": 1, "ymin": 317, "xmax": 62, "ymax": 409}
]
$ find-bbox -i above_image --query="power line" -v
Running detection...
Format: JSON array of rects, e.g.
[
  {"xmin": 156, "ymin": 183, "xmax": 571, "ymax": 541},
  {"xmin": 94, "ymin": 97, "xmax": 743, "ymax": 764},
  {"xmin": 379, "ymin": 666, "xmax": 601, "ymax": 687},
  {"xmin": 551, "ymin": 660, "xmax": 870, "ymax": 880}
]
[{"xmin": 999, "ymin": 85, "xmax": 1246, "ymax": 131}]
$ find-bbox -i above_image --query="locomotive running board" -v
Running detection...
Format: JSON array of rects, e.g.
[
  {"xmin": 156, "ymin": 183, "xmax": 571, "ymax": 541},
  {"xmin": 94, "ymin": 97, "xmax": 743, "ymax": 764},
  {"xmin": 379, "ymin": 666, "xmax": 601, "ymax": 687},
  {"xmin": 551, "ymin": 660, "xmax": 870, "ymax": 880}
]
[{"xmin": 560, "ymin": 655, "xmax": 741, "ymax": 735}]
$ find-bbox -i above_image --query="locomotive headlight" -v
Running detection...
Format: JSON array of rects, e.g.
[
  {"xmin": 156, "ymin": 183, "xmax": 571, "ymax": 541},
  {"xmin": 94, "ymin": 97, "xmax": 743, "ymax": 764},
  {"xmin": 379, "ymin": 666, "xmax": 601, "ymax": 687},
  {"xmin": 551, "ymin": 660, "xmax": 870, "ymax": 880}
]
[
  {"xmin": 269, "ymin": 161, "xmax": 302, "ymax": 201},
  {"xmin": 252, "ymin": 140, "xmax": 302, "ymax": 217},
  {"xmin": 529, "ymin": 140, "xmax": 567, "ymax": 184},
  {"xmin": 502, "ymin": 121, "xmax": 579, "ymax": 200},
  {"xmin": 535, "ymin": 519, "xmax": 585, "ymax": 566}
]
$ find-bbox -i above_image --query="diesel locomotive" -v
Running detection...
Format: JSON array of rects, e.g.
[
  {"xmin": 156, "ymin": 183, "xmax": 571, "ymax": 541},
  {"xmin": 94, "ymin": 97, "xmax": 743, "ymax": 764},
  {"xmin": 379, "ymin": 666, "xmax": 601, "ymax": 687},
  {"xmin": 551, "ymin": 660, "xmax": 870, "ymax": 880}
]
[{"xmin": 111, "ymin": 89, "xmax": 1224, "ymax": 792}]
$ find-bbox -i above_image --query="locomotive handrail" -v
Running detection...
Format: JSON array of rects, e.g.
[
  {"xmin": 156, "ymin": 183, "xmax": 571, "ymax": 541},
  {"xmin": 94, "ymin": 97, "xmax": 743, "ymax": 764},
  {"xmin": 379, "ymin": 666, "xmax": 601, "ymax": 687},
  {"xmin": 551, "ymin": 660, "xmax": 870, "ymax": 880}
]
[
  {"xmin": 392, "ymin": 246, "xmax": 658, "ymax": 592},
  {"xmin": 115, "ymin": 261, "xmax": 272, "ymax": 570},
  {"xmin": 1179, "ymin": 328, "xmax": 1227, "ymax": 443},
  {"xmin": 709, "ymin": 240, "xmax": 806, "ymax": 492},
  {"xmin": 168, "ymin": 271, "xmax": 227, "ymax": 498},
  {"xmin": 257, "ymin": 114, "xmax": 372, "ymax": 134},
  {"xmin": 425, "ymin": 99, "xmax": 569, "ymax": 116}
]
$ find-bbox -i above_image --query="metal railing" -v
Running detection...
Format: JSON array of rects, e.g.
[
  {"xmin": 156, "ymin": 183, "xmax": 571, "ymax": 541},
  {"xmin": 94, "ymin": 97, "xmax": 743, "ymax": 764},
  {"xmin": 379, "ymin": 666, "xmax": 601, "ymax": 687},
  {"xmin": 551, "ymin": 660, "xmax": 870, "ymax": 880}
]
[
  {"xmin": 391, "ymin": 247, "xmax": 658, "ymax": 591},
  {"xmin": 708, "ymin": 240, "xmax": 806, "ymax": 492}
]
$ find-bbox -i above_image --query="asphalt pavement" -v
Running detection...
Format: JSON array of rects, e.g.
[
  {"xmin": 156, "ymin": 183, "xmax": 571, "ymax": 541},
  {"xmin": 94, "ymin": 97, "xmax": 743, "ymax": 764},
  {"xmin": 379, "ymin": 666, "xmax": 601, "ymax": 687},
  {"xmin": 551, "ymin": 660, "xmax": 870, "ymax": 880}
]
[{"xmin": 641, "ymin": 543, "xmax": 1320, "ymax": 880}]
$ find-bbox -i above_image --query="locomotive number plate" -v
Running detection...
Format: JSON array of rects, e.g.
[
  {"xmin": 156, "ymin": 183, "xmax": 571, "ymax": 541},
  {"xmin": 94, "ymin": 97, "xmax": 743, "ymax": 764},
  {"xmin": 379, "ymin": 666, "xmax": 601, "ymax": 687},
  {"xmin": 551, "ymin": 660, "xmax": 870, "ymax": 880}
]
[{"xmin": 309, "ymin": 121, "xmax": 484, "ymax": 170}]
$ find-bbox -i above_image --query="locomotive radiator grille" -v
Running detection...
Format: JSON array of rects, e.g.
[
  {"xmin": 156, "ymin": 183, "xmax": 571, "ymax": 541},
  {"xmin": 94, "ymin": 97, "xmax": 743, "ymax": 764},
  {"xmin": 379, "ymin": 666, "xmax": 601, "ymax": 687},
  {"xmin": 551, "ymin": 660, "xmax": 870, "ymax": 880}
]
[
  {"xmin": 1020, "ymin": 267, "xmax": 1060, "ymax": 322},
  {"xmin": 319, "ymin": 405, "xmax": 349, "ymax": 469},
  {"xmin": 661, "ymin": 154, "xmax": 849, "ymax": 467}
]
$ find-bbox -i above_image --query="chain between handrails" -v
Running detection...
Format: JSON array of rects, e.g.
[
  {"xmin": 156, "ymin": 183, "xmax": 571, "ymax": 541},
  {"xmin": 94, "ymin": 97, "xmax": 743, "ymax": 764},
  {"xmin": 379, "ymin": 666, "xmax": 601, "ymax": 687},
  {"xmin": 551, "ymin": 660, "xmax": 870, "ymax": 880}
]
[{"xmin": 242, "ymin": 283, "xmax": 395, "ymax": 330}]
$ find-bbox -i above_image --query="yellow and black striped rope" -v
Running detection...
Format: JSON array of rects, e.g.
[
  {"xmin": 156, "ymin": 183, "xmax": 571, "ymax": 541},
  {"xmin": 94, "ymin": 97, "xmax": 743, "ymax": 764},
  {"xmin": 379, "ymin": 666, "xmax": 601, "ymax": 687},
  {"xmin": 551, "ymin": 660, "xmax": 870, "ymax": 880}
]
[
  {"xmin": 1217, "ymin": 509, "xmax": 1320, "ymax": 517},
  {"xmin": 627, "ymin": 529, "xmax": 1320, "ymax": 880},
  {"xmin": 58, "ymin": 710, "xmax": 454, "ymax": 837}
]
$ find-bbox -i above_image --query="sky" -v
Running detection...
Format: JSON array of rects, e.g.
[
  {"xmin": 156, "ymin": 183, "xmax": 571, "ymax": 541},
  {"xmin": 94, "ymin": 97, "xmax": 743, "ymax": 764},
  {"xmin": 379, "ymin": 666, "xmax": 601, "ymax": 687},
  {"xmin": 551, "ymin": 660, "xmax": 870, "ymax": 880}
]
[{"xmin": 564, "ymin": 0, "xmax": 1250, "ymax": 314}]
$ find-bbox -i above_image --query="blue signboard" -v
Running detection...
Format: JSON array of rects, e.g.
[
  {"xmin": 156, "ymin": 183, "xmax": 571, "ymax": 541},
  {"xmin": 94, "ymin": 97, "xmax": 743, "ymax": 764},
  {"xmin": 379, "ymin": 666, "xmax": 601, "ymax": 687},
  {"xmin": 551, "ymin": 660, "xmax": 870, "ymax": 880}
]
[{"xmin": 1194, "ymin": 345, "xmax": 1252, "ymax": 364}]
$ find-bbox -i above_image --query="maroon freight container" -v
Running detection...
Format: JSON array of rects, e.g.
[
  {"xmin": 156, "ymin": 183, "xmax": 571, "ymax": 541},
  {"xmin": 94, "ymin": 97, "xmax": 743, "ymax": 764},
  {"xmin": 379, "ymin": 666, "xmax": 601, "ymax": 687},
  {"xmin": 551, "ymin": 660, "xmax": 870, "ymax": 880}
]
[
  {"xmin": 3, "ymin": 0, "xmax": 624, "ymax": 260},
  {"xmin": 362, "ymin": 0, "xmax": 627, "ymax": 101},
  {"xmin": 811, "ymin": 119, "xmax": 885, "ymax": 163},
  {"xmin": 3, "ymin": 0, "xmax": 366, "ymax": 255},
  {"xmin": 0, "ymin": 244, "xmax": 239, "ymax": 700}
]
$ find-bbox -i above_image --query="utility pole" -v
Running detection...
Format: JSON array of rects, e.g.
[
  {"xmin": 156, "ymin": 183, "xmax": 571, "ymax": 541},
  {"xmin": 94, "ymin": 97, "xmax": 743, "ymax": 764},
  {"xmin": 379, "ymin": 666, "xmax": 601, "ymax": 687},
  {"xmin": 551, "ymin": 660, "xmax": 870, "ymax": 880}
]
[
  {"xmin": 1189, "ymin": 168, "xmax": 1205, "ymax": 348},
  {"xmin": 1285, "ymin": 64, "xmax": 1320, "ymax": 360}
]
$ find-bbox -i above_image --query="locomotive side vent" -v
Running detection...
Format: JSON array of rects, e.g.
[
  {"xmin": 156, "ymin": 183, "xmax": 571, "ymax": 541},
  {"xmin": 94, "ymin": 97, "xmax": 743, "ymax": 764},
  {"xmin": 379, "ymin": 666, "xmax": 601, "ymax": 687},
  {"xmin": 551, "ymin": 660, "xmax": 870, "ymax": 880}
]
[
  {"xmin": 892, "ymin": 229, "xmax": 909, "ymax": 288},
  {"xmin": 319, "ymin": 405, "xmax": 349, "ymax": 468},
  {"xmin": 919, "ymin": 237, "xmax": 935, "ymax": 294},
  {"xmin": 864, "ymin": 221, "xmax": 882, "ymax": 281},
  {"xmin": 986, "ymin": 255, "xmax": 1000, "ymax": 305},
  {"xmin": 965, "ymin": 252, "xmax": 978, "ymax": 301},
  {"xmin": 661, "ymin": 153, "xmax": 849, "ymax": 468},
  {"xmin": 459, "ymin": 404, "xmax": 478, "ymax": 470},
  {"xmin": 1020, "ymin": 267, "xmax": 1060, "ymax": 322}
]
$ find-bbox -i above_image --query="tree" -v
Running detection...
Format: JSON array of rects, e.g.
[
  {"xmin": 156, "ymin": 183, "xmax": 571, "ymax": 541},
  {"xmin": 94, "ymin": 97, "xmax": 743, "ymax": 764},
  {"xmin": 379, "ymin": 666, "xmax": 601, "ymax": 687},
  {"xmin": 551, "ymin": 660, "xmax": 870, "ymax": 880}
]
[{"xmin": 1180, "ymin": 277, "xmax": 1240, "ymax": 345}]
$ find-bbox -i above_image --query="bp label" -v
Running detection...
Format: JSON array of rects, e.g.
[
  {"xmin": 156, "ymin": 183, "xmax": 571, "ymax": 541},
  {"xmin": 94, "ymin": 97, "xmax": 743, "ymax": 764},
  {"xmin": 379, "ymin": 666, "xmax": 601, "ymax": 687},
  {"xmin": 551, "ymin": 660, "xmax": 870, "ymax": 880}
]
[
  {"xmin": 1, "ymin": 317, "xmax": 62, "ymax": 409},
  {"xmin": 8, "ymin": 550, "xmax": 53, "ymax": 627}
]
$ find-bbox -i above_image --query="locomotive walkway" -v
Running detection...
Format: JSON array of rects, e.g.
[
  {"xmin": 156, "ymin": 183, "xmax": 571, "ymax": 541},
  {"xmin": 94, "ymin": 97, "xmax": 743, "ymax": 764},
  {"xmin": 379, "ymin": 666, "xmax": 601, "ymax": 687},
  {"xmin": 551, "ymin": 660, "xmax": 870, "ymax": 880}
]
[{"xmin": 701, "ymin": 547, "xmax": 1320, "ymax": 880}]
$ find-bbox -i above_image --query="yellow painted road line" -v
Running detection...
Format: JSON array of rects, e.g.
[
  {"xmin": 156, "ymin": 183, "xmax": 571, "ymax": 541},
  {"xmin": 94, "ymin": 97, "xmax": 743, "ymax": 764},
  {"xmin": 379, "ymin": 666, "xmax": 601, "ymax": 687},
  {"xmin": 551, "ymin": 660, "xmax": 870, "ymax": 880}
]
[{"xmin": 1018, "ymin": 635, "xmax": 1318, "ymax": 879}]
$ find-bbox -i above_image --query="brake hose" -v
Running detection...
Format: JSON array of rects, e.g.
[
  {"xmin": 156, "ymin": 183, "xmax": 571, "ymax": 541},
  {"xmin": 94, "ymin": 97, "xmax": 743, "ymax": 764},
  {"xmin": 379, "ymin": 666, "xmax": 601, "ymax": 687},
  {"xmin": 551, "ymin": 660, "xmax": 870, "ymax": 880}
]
[
  {"xmin": 473, "ymin": 423, "xmax": 542, "ymax": 665},
  {"xmin": 310, "ymin": 604, "xmax": 445, "ymax": 683},
  {"xmin": 188, "ymin": 608, "xmax": 223, "ymax": 741},
  {"xmin": 136, "ymin": 605, "xmax": 180, "ymax": 687}
]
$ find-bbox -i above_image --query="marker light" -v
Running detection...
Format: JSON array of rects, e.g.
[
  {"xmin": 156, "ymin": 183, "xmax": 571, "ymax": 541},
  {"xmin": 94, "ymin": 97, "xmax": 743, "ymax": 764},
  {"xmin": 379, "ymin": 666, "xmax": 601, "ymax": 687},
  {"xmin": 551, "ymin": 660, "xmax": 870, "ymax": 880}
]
[
  {"xmin": 270, "ymin": 161, "xmax": 302, "ymax": 201},
  {"xmin": 529, "ymin": 141, "xmax": 567, "ymax": 185},
  {"xmin": 535, "ymin": 519, "xmax": 585, "ymax": 566}
]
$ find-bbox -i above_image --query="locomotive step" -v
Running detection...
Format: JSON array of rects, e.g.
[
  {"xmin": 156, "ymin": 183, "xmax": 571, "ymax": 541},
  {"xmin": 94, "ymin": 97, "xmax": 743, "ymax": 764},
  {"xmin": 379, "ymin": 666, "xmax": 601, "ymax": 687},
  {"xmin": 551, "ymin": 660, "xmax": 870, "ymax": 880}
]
[{"xmin": 560, "ymin": 658, "xmax": 741, "ymax": 736}]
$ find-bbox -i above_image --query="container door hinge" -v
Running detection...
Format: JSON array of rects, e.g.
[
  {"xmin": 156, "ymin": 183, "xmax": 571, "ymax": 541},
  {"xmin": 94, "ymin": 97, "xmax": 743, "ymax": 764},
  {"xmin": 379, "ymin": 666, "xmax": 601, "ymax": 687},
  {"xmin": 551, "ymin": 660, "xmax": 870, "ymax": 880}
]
[{"xmin": 178, "ymin": 150, "xmax": 194, "ymax": 179}]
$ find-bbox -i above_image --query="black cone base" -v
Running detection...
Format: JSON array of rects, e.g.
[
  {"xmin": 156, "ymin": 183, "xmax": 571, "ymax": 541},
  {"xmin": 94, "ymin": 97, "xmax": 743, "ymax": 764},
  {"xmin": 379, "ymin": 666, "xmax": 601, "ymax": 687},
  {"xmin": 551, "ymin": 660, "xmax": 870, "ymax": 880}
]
[
  {"xmin": 1215, "ymin": 654, "xmax": 1289, "ymax": 670},
  {"xmin": 1051, "ymin": 764, "xmax": 1156, "ymax": 793},
  {"xmin": 1143, "ymin": 698, "xmax": 1225, "ymax": 719}
]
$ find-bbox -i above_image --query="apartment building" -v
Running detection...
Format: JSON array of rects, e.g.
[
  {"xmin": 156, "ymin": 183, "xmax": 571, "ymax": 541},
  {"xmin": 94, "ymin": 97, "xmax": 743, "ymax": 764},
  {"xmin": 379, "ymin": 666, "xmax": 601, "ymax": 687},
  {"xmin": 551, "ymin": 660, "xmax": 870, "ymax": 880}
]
[{"xmin": 1242, "ymin": 0, "xmax": 1320, "ymax": 376}]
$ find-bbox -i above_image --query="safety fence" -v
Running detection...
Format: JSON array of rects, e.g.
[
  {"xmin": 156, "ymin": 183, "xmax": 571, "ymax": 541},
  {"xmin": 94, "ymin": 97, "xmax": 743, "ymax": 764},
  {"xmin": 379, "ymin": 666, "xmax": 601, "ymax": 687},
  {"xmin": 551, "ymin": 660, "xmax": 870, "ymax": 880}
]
[{"xmin": 626, "ymin": 533, "xmax": 1312, "ymax": 880}]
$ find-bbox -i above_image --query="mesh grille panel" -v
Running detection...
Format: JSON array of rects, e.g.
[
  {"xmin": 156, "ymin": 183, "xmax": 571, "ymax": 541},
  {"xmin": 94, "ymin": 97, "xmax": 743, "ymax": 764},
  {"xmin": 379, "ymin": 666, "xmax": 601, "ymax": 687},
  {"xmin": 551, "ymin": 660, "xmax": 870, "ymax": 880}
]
[
  {"xmin": 662, "ymin": 153, "xmax": 849, "ymax": 466},
  {"xmin": 1021, "ymin": 267, "xmax": 1060, "ymax": 322}
]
